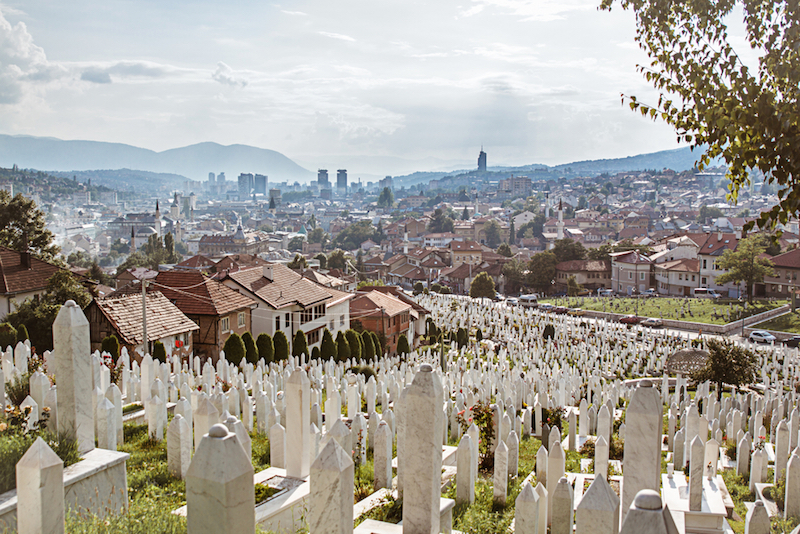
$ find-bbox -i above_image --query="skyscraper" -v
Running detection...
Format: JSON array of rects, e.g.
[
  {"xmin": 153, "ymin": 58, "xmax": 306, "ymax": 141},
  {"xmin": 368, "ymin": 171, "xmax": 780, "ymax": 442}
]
[
  {"xmin": 478, "ymin": 148, "xmax": 487, "ymax": 172},
  {"xmin": 217, "ymin": 172, "xmax": 226, "ymax": 183},
  {"xmin": 254, "ymin": 174, "xmax": 268, "ymax": 195},
  {"xmin": 238, "ymin": 173, "xmax": 254, "ymax": 201},
  {"xmin": 337, "ymin": 170, "xmax": 347, "ymax": 194},
  {"xmin": 208, "ymin": 172, "xmax": 215, "ymax": 183},
  {"xmin": 318, "ymin": 169, "xmax": 329, "ymax": 186}
]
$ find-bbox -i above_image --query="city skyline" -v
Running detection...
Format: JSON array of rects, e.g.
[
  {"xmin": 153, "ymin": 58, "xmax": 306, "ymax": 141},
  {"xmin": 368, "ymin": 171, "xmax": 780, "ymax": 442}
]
[{"xmin": 0, "ymin": 1, "xmax": 752, "ymax": 171}]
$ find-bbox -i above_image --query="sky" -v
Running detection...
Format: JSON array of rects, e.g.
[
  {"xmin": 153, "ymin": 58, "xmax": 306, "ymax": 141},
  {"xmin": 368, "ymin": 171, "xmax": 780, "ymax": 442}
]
[{"xmin": 0, "ymin": 0, "xmax": 687, "ymax": 172}]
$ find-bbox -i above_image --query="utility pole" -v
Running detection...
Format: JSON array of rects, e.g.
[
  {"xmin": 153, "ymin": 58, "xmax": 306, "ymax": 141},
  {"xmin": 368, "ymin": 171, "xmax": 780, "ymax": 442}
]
[{"xmin": 141, "ymin": 279, "xmax": 149, "ymax": 357}]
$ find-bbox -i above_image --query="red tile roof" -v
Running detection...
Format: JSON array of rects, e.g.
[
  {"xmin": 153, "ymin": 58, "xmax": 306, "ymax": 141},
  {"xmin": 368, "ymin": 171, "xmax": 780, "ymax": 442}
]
[
  {"xmin": 94, "ymin": 291, "xmax": 199, "ymax": 346},
  {"xmin": 350, "ymin": 291, "xmax": 411, "ymax": 318},
  {"xmin": 768, "ymin": 248, "xmax": 800, "ymax": 269},
  {"xmin": 0, "ymin": 247, "xmax": 64, "ymax": 296},
  {"xmin": 225, "ymin": 264, "xmax": 336, "ymax": 309}
]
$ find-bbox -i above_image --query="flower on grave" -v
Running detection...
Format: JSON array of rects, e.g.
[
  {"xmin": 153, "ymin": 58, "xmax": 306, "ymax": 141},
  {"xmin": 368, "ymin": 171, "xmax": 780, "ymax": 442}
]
[{"xmin": 0, "ymin": 422, "xmax": 6, "ymax": 432}]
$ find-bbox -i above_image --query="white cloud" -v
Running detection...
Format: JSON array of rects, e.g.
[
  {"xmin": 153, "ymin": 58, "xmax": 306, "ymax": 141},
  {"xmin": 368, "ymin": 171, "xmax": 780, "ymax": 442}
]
[
  {"xmin": 318, "ymin": 31, "xmax": 355, "ymax": 42},
  {"xmin": 281, "ymin": 10, "xmax": 307, "ymax": 16},
  {"xmin": 0, "ymin": 8, "xmax": 51, "ymax": 103},
  {"xmin": 211, "ymin": 62, "xmax": 248, "ymax": 87}
]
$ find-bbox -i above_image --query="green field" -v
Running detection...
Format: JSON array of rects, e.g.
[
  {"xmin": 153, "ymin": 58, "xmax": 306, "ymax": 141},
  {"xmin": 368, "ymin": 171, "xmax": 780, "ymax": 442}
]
[
  {"xmin": 539, "ymin": 296, "xmax": 787, "ymax": 325},
  {"xmin": 752, "ymin": 310, "xmax": 800, "ymax": 334}
]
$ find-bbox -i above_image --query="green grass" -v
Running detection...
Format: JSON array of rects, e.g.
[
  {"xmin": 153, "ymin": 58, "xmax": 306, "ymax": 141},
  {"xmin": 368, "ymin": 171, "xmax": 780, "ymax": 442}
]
[
  {"xmin": 540, "ymin": 296, "xmax": 786, "ymax": 325},
  {"xmin": 752, "ymin": 310, "xmax": 800, "ymax": 334}
]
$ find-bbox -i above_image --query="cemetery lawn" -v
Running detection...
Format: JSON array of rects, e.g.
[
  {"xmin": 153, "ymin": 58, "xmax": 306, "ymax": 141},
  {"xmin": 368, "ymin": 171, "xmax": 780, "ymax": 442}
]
[
  {"xmin": 539, "ymin": 297, "xmax": 787, "ymax": 325},
  {"xmin": 751, "ymin": 310, "xmax": 800, "ymax": 334}
]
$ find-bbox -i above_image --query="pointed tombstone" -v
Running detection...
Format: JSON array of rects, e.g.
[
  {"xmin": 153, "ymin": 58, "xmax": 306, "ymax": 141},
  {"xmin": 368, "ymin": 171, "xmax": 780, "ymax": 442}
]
[
  {"xmin": 507, "ymin": 430, "xmax": 519, "ymax": 477},
  {"xmin": 148, "ymin": 395, "xmax": 164, "ymax": 440},
  {"xmin": 673, "ymin": 428, "xmax": 685, "ymax": 472},
  {"xmin": 309, "ymin": 439, "xmax": 354, "ymax": 534},
  {"xmin": 576, "ymin": 474, "xmax": 620, "ymax": 534},
  {"xmin": 44, "ymin": 386, "xmax": 57, "ymax": 434},
  {"xmin": 326, "ymin": 418, "xmax": 351, "ymax": 451},
  {"xmin": 534, "ymin": 482, "xmax": 549, "ymax": 534},
  {"xmin": 401, "ymin": 364, "xmax": 443, "ymax": 534},
  {"xmin": 775, "ymin": 420, "xmax": 790, "ymax": 483},
  {"xmin": 537, "ymin": 444, "xmax": 548, "ymax": 488},
  {"xmin": 222, "ymin": 414, "xmax": 251, "ymax": 462},
  {"xmin": 53, "ymin": 300, "xmax": 94, "ymax": 454},
  {"xmin": 621, "ymin": 380, "xmax": 662, "ymax": 524},
  {"xmin": 515, "ymin": 482, "xmax": 540, "ymax": 534},
  {"xmin": 97, "ymin": 397, "xmax": 117, "ymax": 450},
  {"xmin": 374, "ymin": 420, "xmax": 393, "ymax": 490},
  {"xmin": 105, "ymin": 384, "xmax": 124, "ymax": 445},
  {"xmin": 737, "ymin": 434, "xmax": 751, "ymax": 478},
  {"xmin": 595, "ymin": 435, "xmax": 609, "ymax": 480},
  {"xmin": 744, "ymin": 500, "xmax": 770, "ymax": 534},
  {"xmin": 456, "ymin": 434, "xmax": 476, "ymax": 504},
  {"xmin": 597, "ymin": 404, "xmax": 611, "ymax": 444},
  {"xmin": 494, "ymin": 441, "xmax": 509, "ymax": 506},
  {"xmin": 175, "ymin": 397, "xmax": 193, "ymax": 449},
  {"xmin": 186, "ymin": 424, "xmax": 254, "ymax": 534},
  {"xmin": 688, "ymin": 436, "xmax": 704, "ymax": 511},
  {"xmin": 551, "ymin": 477, "xmax": 574, "ymax": 534},
  {"xmin": 168, "ymin": 414, "xmax": 192, "ymax": 480},
  {"xmin": 16, "ymin": 437, "xmax": 64, "ymax": 534},
  {"xmin": 749, "ymin": 448, "xmax": 765, "ymax": 492},
  {"xmin": 255, "ymin": 394, "xmax": 269, "ymax": 434},
  {"xmin": 194, "ymin": 397, "xmax": 219, "ymax": 453},
  {"xmin": 21, "ymin": 396, "xmax": 39, "ymax": 431},
  {"xmin": 704, "ymin": 439, "xmax": 719, "ymax": 479},
  {"xmin": 468, "ymin": 422, "xmax": 480, "ymax": 476},
  {"xmin": 547, "ymin": 441, "xmax": 565, "ymax": 525},
  {"xmin": 269, "ymin": 423, "xmax": 286, "ymax": 469},
  {"xmin": 785, "ymin": 449, "xmax": 800, "ymax": 520},
  {"xmin": 568, "ymin": 411, "xmax": 577, "ymax": 451},
  {"xmin": 619, "ymin": 489, "xmax": 680, "ymax": 534},
  {"xmin": 286, "ymin": 368, "xmax": 311, "ymax": 478}
]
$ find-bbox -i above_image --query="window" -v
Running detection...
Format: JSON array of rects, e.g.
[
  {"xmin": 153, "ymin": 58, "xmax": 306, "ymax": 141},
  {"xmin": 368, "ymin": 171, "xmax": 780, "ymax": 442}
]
[
  {"xmin": 701, "ymin": 277, "xmax": 707, "ymax": 285},
  {"xmin": 640, "ymin": 272, "xmax": 645, "ymax": 281},
  {"xmin": 276, "ymin": 316, "xmax": 281, "ymax": 331},
  {"xmin": 340, "ymin": 314, "xmax": 345, "ymax": 326},
  {"xmin": 628, "ymin": 272, "xmax": 632, "ymax": 280},
  {"xmin": 307, "ymin": 329, "xmax": 321, "ymax": 345},
  {"xmin": 238, "ymin": 312, "xmax": 246, "ymax": 328},
  {"xmin": 285, "ymin": 313, "xmax": 290, "ymax": 327},
  {"xmin": 221, "ymin": 316, "xmax": 230, "ymax": 332},
  {"xmin": 692, "ymin": 275, "xmax": 695, "ymax": 281},
  {"xmin": 703, "ymin": 260, "xmax": 707, "ymax": 269},
  {"xmin": 330, "ymin": 320, "xmax": 335, "ymax": 330}
]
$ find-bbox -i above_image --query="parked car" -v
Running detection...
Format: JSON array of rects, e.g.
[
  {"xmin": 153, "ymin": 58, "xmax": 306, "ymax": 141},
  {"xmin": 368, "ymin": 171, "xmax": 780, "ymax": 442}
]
[
  {"xmin": 553, "ymin": 306, "xmax": 569, "ymax": 314},
  {"xmin": 567, "ymin": 308, "xmax": 586, "ymax": 316},
  {"xmin": 749, "ymin": 330, "xmax": 777, "ymax": 344},
  {"xmin": 693, "ymin": 287, "xmax": 723, "ymax": 299},
  {"xmin": 782, "ymin": 335, "xmax": 800, "ymax": 348},
  {"xmin": 492, "ymin": 292, "xmax": 505, "ymax": 302},
  {"xmin": 597, "ymin": 289, "xmax": 614, "ymax": 297},
  {"xmin": 641, "ymin": 288, "xmax": 658, "ymax": 298},
  {"xmin": 641, "ymin": 317, "xmax": 663, "ymax": 327},
  {"xmin": 519, "ymin": 294, "xmax": 539, "ymax": 308},
  {"xmin": 538, "ymin": 303, "xmax": 555, "ymax": 313},
  {"xmin": 620, "ymin": 314, "xmax": 644, "ymax": 325},
  {"xmin": 506, "ymin": 297, "xmax": 519, "ymax": 307}
]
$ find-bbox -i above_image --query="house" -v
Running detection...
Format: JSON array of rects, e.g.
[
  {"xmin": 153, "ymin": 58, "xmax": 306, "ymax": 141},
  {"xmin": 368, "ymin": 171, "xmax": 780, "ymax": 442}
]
[
  {"xmin": 349, "ymin": 290, "xmax": 412, "ymax": 355},
  {"xmin": 357, "ymin": 286, "xmax": 430, "ymax": 346},
  {"xmin": 610, "ymin": 250, "xmax": 654, "ymax": 295},
  {"xmin": 0, "ymin": 247, "xmax": 65, "ymax": 320},
  {"xmin": 512, "ymin": 211, "xmax": 537, "ymax": 227},
  {"xmin": 448, "ymin": 240, "xmax": 483, "ymax": 267},
  {"xmin": 113, "ymin": 270, "xmax": 256, "ymax": 362},
  {"xmin": 761, "ymin": 248, "xmax": 800, "ymax": 298},
  {"xmin": 654, "ymin": 258, "xmax": 701, "ymax": 296},
  {"xmin": 696, "ymin": 232, "xmax": 740, "ymax": 297},
  {"xmin": 423, "ymin": 233, "xmax": 459, "ymax": 248},
  {"xmin": 554, "ymin": 260, "xmax": 611, "ymax": 292},
  {"xmin": 86, "ymin": 291, "xmax": 199, "ymax": 359},
  {"xmin": 221, "ymin": 263, "xmax": 353, "ymax": 351}
]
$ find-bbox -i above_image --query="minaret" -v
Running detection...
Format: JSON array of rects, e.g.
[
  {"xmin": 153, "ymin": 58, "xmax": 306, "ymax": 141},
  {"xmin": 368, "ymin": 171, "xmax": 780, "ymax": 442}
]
[
  {"xmin": 130, "ymin": 226, "xmax": 135, "ymax": 250},
  {"xmin": 556, "ymin": 199, "xmax": 564, "ymax": 240},
  {"xmin": 154, "ymin": 200, "xmax": 161, "ymax": 237},
  {"xmin": 545, "ymin": 193, "xmax": 550, "ymax": 219},
  {"xmin": 403, "ymin": 225, "xmax": 409, "ymax": 254},
  {"xmin": 473, "ymin": 193, "xmax": 479, "ymax": 218}
]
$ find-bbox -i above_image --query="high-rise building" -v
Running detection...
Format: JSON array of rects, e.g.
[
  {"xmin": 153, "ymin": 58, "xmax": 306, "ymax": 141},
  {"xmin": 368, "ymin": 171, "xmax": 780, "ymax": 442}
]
[
  {"xmin": 238, "ymin": 173, "xmax": 254, "ymax": 201},
  {"xmin": 208, "ymin": 172, "xmax": 215, "ymax": 183},
  {"xmin": 217, "ymin": 172, "xmax": 226, "ymax": 183},
  {"xmin": 337, "ymin": 169, "xmax": 347, "ymax": 193},
  {"xmin": 478, "ymin": 148, "xmax": 487, "ymax": 172},
  {"xmin": 254, "ymin": 174, "xmax": 268, "ymax": 195},
  {"xmin": 318, "ymin": 169, "xmax": 329, "ymax": 186}
]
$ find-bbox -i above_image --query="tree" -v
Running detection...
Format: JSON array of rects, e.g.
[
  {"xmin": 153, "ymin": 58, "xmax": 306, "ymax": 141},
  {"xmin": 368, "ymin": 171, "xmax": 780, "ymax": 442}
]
[
  {"xmin": 335, "ymin": 331, "xmax": 350, "ymax": 363},
  {"xmin": 345, "ymin": 329, "xmax": 362, "ymax": 361},
  {"xmin": 223, "ymin": 333, "xmax": 246, "ymax": 365},
  {"xmin": 552, "ymin": 239, "xmax": 586, "ymax": 263},
  {"xmin": 0, "ymin": 191, "xmax": 60, "ymax": 263},
  {"xmin": 44, "ymin": 270, "xmax": 92, "ymax": 309},
  {"xmin": 697, "ymin": 205, "xmax": 725, "ymax": 223},
  {"xmin": 497, "ymin": 243, "xmax": 513, "ymax": 257},
  {"xmin": 314, "ymin": 253, "xmax": 328, "ymax": 269},
  {"xmin": 0, "ymin": 323, "xmax": 17, "ymax": 350},
  {"xmin": 288, "ymin": 254, "xmax": 308, "ymax": 270},
  {"xmin": 692, "ymin": 339, "xmax": 758, "ymax": 400},
  {"xmin": 67, "ymin": 251, "xmax": 94, "ymax": 268},
  {"xmin": 242, "ymin": 331, "xmax": 258, "ymax": 364},
  {"xmin": 256, "ymin": 333, "xmax": 274, "ymax": 364},
  {"xmin": 292, "ymin": 329, "xmax": 309, "ymax": 359},
  {"xmin": 101, "ymin": 334, "xmax": 120, "ymax": 359},
  {"xmin": 288, "ymin": 236, "xmax": 305, "ymax": 252},
  {"xmin": 469, "ymin": 272, "xmax": 496, "ymax": 299},
  {"xmin": 334, "ymin": 220, "xmax": 377, "ymax": 250},
  {"xmin": 361, "ymin": 330, "xmax": 375, "ymax": 360},
  {"xmin": 371, "ymin": 331, "xmax": 384, "ymax": 356},
  {"xmin": 456, "ymin": 327, "xmax": 468, "ymax": 349},
  {"xmin": 566, "ymin": 275, "xmax": 581, "ymax": 297},
  {"xmin": 152, "ymin": 340, "xmax": 167, "ymax": 363},
  {"xmin": 320, "ymin": 329, "xmax": 337, "ymax": 360},
  {"xmin": 587, "ymin": 244, "xmax": 613, "ymax": 262},
  {"xmin": 577, "ymin": 196, "xmax": 587, "ymax": 210},
  {"xmin": 311, "ymin": 346, "xmax": 320, "ymax": 360},
  {"xmin": 377, "ymin": 187, "xmax": 394, "ymax": 208},
  {"xmin": 273, "ymin": 330, "xmax": 289, "ymax": 361},
  {"xmin": 88, "ymin": 263, "xmax": 113, "ymax": 286},
  {"xmin": 427, "ymin": 208, "xmax": 454, "ymax": 234},
  {"xmin": 396, "ymin": 334, "xmax": 410, "ymax": 357},
  {"xmin": 714, "ymin": 235, "xmax": 774, "ymax": 302},
  {"xmin": 602, "ymin": 0, "xmax": 800, "ymax": 232},
  {"xmin": 328, "ymin": 249, "xmax": 347, "ymax": 271},
  {"xmin": 509, "ymin": 219, "xmax": 515, "ymax": 244},
  {"xmin": 527, "ymin": 251, "xmax": 558, "ymax": 294},
  {"xmin": 16, "ymin": 324, "xmax": 28, "ymax": 343},
  {"xmin": 307, "ymin": 228, "xmax": 327, "ymax": 245},
  {"xmin": 462, "ymin": 206, "xmax": 470, "ymax": 220},
  {"xmin": 484, "ymin": 220, "xmax": 502, "ymax": 248}
]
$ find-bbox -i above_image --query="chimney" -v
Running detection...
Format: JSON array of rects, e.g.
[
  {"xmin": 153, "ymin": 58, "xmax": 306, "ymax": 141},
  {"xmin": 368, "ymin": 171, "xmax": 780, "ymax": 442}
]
[
  {"xmin": 263, "ymin": 264, "xmax": 274, "ymax": 281},
  {"xmin": 20, "ymin": 230, "xmax": 31, "ymax": 269},
  {"xmin": 717, "ymin": 230, "xmax": 723, "ymax": 241}
]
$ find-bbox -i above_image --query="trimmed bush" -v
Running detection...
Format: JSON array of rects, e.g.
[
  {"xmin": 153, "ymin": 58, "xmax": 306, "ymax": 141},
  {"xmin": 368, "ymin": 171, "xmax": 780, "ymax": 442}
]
[
  {"xmin": 256, "ymin": 333, "xmax": 274, "ymax": 364},
  {"xmin": 311, "ymin": 346, "xmax": 320, "ymax": 360},
  {"xmin": 292, "ymin": 329, "xmax": 309, "ymax": 359},
  {"xmin": 16, "ymin": 324, "xmax": 28, "ymax": 343},
  {"xmin": 273, "ymin": 330, "xmax": 289, "ymax": 361},
  {"xmin": 361, "ymin": 330, "xmax": 375, "ymax": 360},
  {"xmin": 152, "ymin": 340, "xmax": 167, "ymax": 363},
  {"xmin": 397, "ymin": 334, "xmax": 410, "ymax": 357},
  {"xmin": 321, "ymin": 329, "xmax": 337, "ymax": 360},
  {"xmin": 222, "ymin": 333, "xmax": 245, "ymax": 365},
  {"xmin": 242, "ymin": 332, "xmax": 258, "ymax": 365},
  {"xmin": 0, "ymin": 323, "xmax": 17, "ymax": 351},
  {"xmin": 101, "ymin": 334, "xmax": 120, "ymax": 359},
  {"xmin": 335, "ymin": 331, "xmax": 350, "ymax": 363},
  {"xmin": 345, "ymin": 330, "xmax": 361, "ymax": 361}
]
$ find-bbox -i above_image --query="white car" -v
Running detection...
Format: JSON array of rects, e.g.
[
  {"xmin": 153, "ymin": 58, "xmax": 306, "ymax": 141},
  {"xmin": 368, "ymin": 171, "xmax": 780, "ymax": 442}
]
[
  {"xmin": 506, "ymin": 298, "xmax": 519, "ymax": 307},
  {"xmin": 749, "ymin": 330, "xmax": 776, "ymax": 344},
  {"xmin": 641, "ymin": 317, "xmax": 663, "ymax": 327}
]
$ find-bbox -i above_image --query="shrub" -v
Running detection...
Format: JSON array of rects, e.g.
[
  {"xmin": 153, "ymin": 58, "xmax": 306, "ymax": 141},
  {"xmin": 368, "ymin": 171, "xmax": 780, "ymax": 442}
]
[
  {"xmin": 152, "ymin": 341, "xmax": 167, "ymax": 363},
  {"xmin": 475, "ymin": 328, "xmax": 483, "ymax": 341},
  {"xmin": 16, "ymin": 324, "xmax": 28, "ymax": 343},
  {"xmin": 372, "ymin": 331, "xmax": 384, "ymax": 356},
  {"xmin": 292, "ymin": 330, "xmax": 309, "ymax": 359},
  {"xmin": 311, "ymin": 346, "xmax": 320, "ymax": 360},
  {"xmin": 345, "ymin": 330, "xmax": 362, "ymax": 361},
  {"xmin": 0, "ymin": 323, "xmax": 17, "ymax": 351},
  {"xmin": 242, "ymin": 332, "xmax": 258, "ymax": 365},
  {"xmin": 431, "ymin": 283, "xmax": 442, "ymax": 293},
  {"xmin": 361, "ymin": 330, "xmax": 375, "ymax": 360},
  {"xmin": 100, "ymin": 334, "xmax": 120, "ymax": 359},
  {"xmin": 320, "ymin": 329, "xmax": 337, "ymax": 360},
  {"xmin": 456, "ymin": 401, "xmax": 495, "ymax": 473},
  {"xmin": 336, "ymin": 331, "xmax": 350, "ymax": 363},
  {"xmin": 256, "ymin": 333, "xmax": 274, "ymax": 364},
  {"xmin": 725, "ymin": 440, "xmax": 737, "ymax": 461},
  {"xmin": 413, "ymin": 282, "xmax": 424, "ymax": 295},
  {"xmin": 273, "ymin": 330, "xmax": 289, "ymax": 361},
  {"xmin": 397, "ymin": 334, "xmax": 410, "ymax": 357},
  {"xmin": 222, "ymin": 333, "xmax": 245, "ymax": 365},
  {"xmin": 348, "ymin": 365, "xmax": 376, "ymax": 382},
  {"xmin": 542, "ymin": 324, "xmax": 555, "ymax": 341}
]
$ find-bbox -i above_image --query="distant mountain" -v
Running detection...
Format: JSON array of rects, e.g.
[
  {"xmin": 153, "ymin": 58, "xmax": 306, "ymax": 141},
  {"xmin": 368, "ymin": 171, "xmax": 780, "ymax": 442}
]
[{"xmin": 0, "ymin": 135, "xmax": 313, "ymax": 185}]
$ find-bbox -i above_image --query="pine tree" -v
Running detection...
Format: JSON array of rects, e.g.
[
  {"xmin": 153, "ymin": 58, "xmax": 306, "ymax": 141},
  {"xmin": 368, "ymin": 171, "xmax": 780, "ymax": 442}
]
[
  {"xmin": 101, "ymin": 334, "xmax": 120, "ymax": 359},
  {"xmin": 361, "ymin": 330, "xmax": 375, "ymax": 360},
  {"xmin": 397, "ymin": 334, "xmax": 410, "ymax": 357},
  {"xmin": 256, "ymin": 333, "xmax": 274, "ymax": 364},
  {"xmin": 16, "ymin": 324, "xmax": 29, "ymax": 343},
  {"xmin": 152, "ymin": 340, "xmax": 167, "ymax": 363},
  {"xmin": 292, "ymin": 329, "xmax": 309, "ymax": 359},
  {"xmin": 321, "ymin": 328, "xmax": 337, "ymax": 360},
  {"xmin": 335, "ymin": 331, "xmax": 350, "ymax": 363},
  {"xmin": 223, "ymin": 333, "xmax": 246, "ymax": 365},
  {"xmin": 273, "ymin": 330, "xmax": 289, "ymax": 361},
  {"xmin": 345, "ymin": 329, "xmax": 361, "ymax": 361}
]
